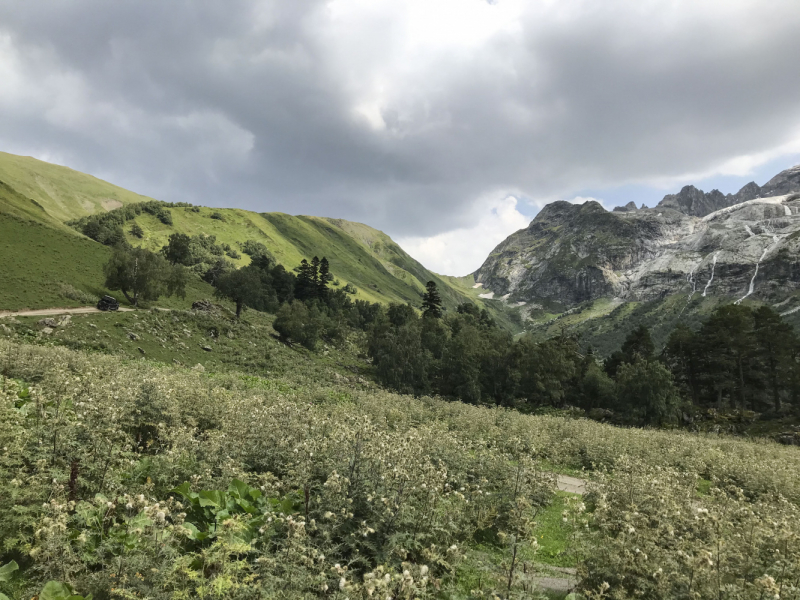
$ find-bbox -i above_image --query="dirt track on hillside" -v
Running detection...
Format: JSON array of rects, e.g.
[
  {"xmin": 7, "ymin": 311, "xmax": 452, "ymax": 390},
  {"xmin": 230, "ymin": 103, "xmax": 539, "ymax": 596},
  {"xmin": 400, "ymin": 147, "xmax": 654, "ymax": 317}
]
[{"xmin": 0, "ymin": 306, "xmax": 134, "ymax": 318}]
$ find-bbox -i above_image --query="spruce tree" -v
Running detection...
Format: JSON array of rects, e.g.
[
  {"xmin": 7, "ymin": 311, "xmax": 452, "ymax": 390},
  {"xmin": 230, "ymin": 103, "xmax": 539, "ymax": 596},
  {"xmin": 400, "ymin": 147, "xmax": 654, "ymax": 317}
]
[
  {"xmin": 295, "ymin": 259, "xmax": 315, "ymax": 301},
  {"xmin": 421, "ymin": 281, "xmax": 443, "ymax": 319},
  {"xmin": 310, "ymin": 256, "xmax": 321, "ymax": 293},
  {"xmin": 318, "ymin": 257, "xmax": 332, "ymax": 298},
  {"xmin": 753, "ymin": 306, "xmax": 796, "ymax": 412}
]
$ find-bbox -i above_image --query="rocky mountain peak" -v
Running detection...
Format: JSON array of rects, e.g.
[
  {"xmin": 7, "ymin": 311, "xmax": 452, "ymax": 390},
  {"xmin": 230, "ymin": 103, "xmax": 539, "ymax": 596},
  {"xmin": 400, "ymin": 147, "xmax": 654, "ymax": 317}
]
[
  {"xmin": 474, "ymin": 163, "xmax": 800, "ymax": 311},
  {"xmin": 613, "ymin": 201, "xmax": 638, "ymax": 213},
  {"xmin": 657, "ymin": 184, "xmax": 736, "ymax": 217},
  {"xmin": 761, "ymin": 164, "xmax": 800, "ymax": 197},
  {"xmin": 656, "ymin": 164, "xmax": 800, "ymax": 217}
]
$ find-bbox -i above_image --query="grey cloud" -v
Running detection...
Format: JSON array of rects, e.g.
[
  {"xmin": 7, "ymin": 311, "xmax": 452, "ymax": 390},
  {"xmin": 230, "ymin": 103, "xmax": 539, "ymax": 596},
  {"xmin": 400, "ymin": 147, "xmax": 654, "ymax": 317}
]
[{"xmin": 1, "ymin": 0, "xmax": 800, "ymax": 239}]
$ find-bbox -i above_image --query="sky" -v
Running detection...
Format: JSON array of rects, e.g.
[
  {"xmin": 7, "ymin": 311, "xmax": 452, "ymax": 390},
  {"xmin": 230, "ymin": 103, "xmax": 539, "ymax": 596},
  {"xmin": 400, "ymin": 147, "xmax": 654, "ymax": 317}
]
[{"xmin": 2, "ymin": 0, "xmax": 800, "ymax": 275}]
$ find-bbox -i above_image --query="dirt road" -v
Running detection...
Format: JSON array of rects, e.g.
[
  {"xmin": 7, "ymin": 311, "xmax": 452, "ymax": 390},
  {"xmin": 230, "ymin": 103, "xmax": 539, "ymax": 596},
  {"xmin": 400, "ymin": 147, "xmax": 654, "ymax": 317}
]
[{"xmin": 0, "ymin": 306, "xmax": 134, "ymax": 318}]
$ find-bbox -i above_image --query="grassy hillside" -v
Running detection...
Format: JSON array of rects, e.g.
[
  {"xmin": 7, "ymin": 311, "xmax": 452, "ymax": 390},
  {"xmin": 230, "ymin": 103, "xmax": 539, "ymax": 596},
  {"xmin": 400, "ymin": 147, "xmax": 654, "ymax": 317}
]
[
  {"xmin": 0, "ymin": 151, "xmax": 154, "ymax": 223},
  {"xmin": 0, "ymin": 213, "xmax": 214, "ymax": 312},
  {"xmin": 0, "ymin": 213, "xmax": 113, "ymax": 310},
  {"xmin": 0, "ymin": 151, "xmax": 497, "ymax": 317},
  {"xmin": 115, "ymin": 203, "xmax": 483, "ymax": 310}
]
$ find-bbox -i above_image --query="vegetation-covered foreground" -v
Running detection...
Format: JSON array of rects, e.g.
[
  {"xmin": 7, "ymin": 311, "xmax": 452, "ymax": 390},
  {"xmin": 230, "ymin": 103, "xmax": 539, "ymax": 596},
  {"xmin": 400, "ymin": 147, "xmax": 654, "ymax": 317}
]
[{"xmin": 2, "ymin": 339, "xmax": 800, "ymax": 599}]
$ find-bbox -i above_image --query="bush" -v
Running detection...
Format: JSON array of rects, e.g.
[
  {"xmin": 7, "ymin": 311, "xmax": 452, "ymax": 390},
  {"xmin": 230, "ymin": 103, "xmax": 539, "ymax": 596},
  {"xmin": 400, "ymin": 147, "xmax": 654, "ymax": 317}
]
[
  {"xmin": 273, "ymin": 301, "xmax": 322, "ymax": 350},
  {"xmin": 57, "ymin": 283, "xmax": 97, "ymax": 305},
  {"xmin": 129, "ymin": 222, "xmax": 144, "ymax": 238},
  {"xmin": 209, "ymin": 211, "xmax": 226, "ymax": 222}
]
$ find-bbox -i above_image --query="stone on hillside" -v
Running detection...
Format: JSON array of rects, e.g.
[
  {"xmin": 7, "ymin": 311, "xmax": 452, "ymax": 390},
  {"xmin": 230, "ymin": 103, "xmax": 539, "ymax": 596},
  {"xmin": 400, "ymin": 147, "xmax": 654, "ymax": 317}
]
[
  {"xmin": 201, "ymin": 345, "xmax": 213, "ymax": 352},
  {"xmin": 192, "ymin": 299, "xmax": 215, "ymax": 312},
  {"xmin": 39, "ymin": 318, "xmax": 58, "ymax": 328},
  {"xmin": 127, "ymin": 332, "xmax": 139, "ymax": 340},
  {"xmin": 41, "ymin": 327, "xmax": 54, "ymax": 335},
  {"xmin": 192, "ymin": 363, "xmax": 205, "ymax": 372}
]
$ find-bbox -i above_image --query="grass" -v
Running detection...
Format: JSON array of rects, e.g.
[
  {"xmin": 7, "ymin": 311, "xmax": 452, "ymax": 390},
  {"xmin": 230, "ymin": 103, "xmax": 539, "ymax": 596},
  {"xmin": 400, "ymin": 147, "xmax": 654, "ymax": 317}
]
[
  {"xmin": 0, "ymin": 150, "xmax": 509, "ymax": 325},
  {"xmin": 0, "ymin": 151, "xmax": 154, "ymax": 224},
  {"xmin": 0, "ymin": 213, "xmax": 112, "ymax": 310},
  {"xmin": 0, "ymin": 212, "xmax": 218, "ymax": 312},
  {"xmin": 0, "ymin": 305, "xmax": 372, "ymax": 379},
  {"xmin": 534, "ymin": 492, "xmax": 578, "ymax": 567}
]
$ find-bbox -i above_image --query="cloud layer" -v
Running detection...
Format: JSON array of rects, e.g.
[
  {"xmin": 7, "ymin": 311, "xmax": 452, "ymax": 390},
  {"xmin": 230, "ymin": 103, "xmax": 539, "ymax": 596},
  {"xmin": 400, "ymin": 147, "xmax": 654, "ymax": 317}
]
[{"xmin": 2, "ymin": 0, "xmax": 800, "ymax": 274}]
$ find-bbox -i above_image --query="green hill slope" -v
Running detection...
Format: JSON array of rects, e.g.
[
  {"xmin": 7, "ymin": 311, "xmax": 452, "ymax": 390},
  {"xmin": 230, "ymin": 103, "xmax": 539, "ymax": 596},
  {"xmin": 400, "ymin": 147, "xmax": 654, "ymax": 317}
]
[
  {"xmin": 119, "ymin": 204, "xmax": 479, "ymax": 308},
  {"xmin": 0, "ymin": 151, "xmax": 489, "ymax": 316},
  {"xmin": 0, "ymin": 151, "xmax": 154, "ymax": 223}
]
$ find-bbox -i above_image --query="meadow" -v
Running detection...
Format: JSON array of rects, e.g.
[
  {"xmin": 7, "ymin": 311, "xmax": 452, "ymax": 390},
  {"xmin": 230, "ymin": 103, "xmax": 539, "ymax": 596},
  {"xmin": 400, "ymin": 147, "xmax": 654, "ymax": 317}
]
[{"xmin": 1, "ymin": 337, "xmax": 800, "ymax": 599}]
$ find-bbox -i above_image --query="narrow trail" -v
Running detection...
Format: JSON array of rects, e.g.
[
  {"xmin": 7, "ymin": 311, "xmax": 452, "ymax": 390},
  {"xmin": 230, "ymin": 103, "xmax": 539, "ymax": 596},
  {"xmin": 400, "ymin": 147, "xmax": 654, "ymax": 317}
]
[
  {"xmin": 556, "ymin": 475, "xmax": 586, "ymax": 494},
  {"xmin": 0, "ymin": 306, "xmax": 134, "ymax": 318},
  {"xmin": 529, "ymin": 475, "xmax": 587, "ymax": 593}
]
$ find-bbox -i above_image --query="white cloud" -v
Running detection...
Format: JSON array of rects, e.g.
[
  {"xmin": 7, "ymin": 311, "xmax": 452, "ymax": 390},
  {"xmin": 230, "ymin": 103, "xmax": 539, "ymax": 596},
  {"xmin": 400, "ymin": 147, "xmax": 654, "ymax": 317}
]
[
  {"xmin": 397, "ymin": 194, "xmax": 529, "ymax": 275},
  {"xmin": 2, "ymin": 0, "xmax": 800, "ymax": 242}
]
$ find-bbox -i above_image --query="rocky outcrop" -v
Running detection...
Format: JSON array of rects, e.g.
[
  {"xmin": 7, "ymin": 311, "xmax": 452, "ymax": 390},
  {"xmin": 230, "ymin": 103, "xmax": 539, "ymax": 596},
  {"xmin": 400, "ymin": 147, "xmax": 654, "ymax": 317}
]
[
  {"xmin": 655, "ymin": 165, "xmax": 800, "ymax": 218},
  {"xmin": 613, "ymin": 201, "xmax": 639, "ymax": 213},
  {"xmin": 761, "ymin": 165, "xmax": 800, "ymax": 197},
  {"xmin": 475, "ymin": 165, "xmax": 800, "ymax": 309}
]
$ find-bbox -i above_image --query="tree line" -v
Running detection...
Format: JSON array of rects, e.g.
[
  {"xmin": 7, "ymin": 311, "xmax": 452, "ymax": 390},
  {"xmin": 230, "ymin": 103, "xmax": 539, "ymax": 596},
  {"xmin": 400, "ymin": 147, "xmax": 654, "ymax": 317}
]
[
  {"xmin": 101, "ymin": 235, "xmax": 800, "ymax": 426},
  {"xmin": 367, "ymin": 300, "xmax": 800, "ymax": 426}
]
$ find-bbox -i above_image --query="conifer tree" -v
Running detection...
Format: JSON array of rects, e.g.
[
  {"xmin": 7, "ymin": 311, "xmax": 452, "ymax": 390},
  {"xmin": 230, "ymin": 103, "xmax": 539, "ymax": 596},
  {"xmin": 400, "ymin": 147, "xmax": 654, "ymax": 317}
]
[
  {"xmin": 310, "ymin": 256, "xmax": 321, "ymax": 290},
  {"xmin": 421, "ymin": 281, "xmax": 443, "ymax": 319},
  {"xmin": 753, "ymin": 305, "xmax": 796, "ymax": 412},
  {"xmin": 318, "ymin": 257, "xmax": 332, "ymax": 297},
  {"xmin": 295, "ymin": 259, "xmax": 315, "ymax": 301}
]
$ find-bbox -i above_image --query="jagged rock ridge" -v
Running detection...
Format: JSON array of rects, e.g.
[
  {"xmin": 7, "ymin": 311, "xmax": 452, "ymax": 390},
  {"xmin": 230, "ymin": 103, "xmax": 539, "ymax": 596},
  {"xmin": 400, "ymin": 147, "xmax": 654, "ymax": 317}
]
[
  {"xmin": 657, "ymin": 164, "xmax": 800, "ymax": 217},
  {"xmin": 474, "ymin": 165, "xmax": 800, "ymax": 310}
]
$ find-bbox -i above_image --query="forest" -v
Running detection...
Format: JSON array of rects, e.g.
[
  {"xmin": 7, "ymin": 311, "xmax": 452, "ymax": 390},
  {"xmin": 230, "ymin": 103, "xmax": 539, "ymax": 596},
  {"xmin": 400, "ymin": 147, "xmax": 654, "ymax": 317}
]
[{"xmin": 100, "ymin": 236, "xmax": 800, "ymax": 428}]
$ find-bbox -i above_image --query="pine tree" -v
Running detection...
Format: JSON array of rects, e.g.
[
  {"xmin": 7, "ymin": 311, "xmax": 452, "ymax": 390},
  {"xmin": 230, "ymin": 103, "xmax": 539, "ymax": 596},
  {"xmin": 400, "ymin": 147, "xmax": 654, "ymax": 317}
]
[
  {"xmin": 318, "ymin": 257, "xmax": 333, "ymax": 297},
  {"xmin": 421, "ymin": 281, "xmax": 443, "ymax": 319},
  {"xmin": 753, "ymin": 306, "xmax": 797, "ymax": 412},
  {"xmin": 295, "ymin": 259, "xmax": 315, "ymax": 301},
  {"xmin": 310, "ymin": 256, "xmax": 321, "ymax": 292}
]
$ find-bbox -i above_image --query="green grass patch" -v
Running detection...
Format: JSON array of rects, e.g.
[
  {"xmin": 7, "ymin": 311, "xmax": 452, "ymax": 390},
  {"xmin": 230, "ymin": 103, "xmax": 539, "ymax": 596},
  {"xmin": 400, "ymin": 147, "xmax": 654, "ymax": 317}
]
[
  {"xmin": 0, "ymin": 213, "xmax": 112, "ymax": 310},
  {"xmin": 534, "ymin": 492, "xmax": 579, "ymax": 567}
]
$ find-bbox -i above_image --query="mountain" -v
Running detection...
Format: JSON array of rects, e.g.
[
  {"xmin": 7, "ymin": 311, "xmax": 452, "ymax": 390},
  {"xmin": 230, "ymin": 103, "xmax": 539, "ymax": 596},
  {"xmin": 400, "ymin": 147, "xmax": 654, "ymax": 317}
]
[
  {"xmin": 474, "ymin": 165, "xmax": 800, "ymax": 320},
  {"xmin": 0, "ymin": 151, "xmax": 485, "ymax": 315}
]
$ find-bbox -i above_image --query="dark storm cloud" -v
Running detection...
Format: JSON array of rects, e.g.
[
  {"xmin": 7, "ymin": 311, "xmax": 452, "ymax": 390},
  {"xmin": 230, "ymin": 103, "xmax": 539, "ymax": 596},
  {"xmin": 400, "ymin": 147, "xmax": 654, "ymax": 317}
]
[{"xmin": 2, "ymin": 0, "xmax": 800, "ymax": 240}]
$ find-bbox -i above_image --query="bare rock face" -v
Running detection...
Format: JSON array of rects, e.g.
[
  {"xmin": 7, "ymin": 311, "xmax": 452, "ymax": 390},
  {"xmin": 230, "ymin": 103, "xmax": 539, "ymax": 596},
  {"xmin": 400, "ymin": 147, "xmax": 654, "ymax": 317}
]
[
  {"xmin": 474, "ymin": 164, "xmax": 800, "ymax": 310},
  {"xmin": 760, "ymin": 165, "xmax": 800, "ymax": 197}
]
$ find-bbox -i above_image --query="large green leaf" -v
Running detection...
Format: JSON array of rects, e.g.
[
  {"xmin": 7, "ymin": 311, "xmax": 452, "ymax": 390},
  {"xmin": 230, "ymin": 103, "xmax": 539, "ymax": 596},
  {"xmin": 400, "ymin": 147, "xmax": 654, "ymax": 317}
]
[
  {"xmin": 39, "ymin": 581, "xmax": 75, "ymax": 600},
  {"xmin": 38, "ymin": 580, "xmax": 92, "ymax": 600},
  {"xmin": 227, "ymin": 479, "xmax": 250, "ymax": 500},
  {"xmin": 0, "ymin": 560, "xmax": 18, "ymax": 583},
  {"xmin": 198, "ymin": 490, "xmax": 225, "ymax": 509}
]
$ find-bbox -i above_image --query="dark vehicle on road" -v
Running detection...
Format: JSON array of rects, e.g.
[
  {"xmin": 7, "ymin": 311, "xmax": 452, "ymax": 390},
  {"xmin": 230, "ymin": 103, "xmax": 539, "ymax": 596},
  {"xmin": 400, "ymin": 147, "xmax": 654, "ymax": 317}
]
[{"xmin": 97, "ymin": 295, "xmax": 120, "ymax": 311}]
